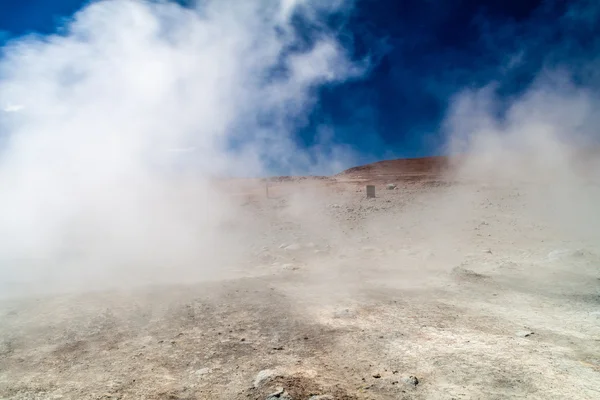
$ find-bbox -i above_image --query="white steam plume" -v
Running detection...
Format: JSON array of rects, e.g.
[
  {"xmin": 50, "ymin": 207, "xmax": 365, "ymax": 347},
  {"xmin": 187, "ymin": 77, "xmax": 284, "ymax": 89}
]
[
  {"xmin": 443, "ymin": 70, "xmax": 600, "ymax": 244},
  {"xmin": 0, "ymin": 0, "xmax": 360, "ymax": 294}
]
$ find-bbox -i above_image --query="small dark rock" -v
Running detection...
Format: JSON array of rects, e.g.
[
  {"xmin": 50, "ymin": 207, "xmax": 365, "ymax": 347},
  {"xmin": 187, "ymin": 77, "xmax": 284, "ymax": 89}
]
[
  {"xmin": 516, "ymin": 330, "xmax": 534, "ymax": 338},
  {"xmin": 271, "ymin": 387, "xmax": 284, "ymax": 396},
  {"xmin": 405, "ymin": 376, "xmax": 419, "ymax": 386},
  {"xmin": 265, "ymin": 387, "xmax": 286, "ymax": 400}
]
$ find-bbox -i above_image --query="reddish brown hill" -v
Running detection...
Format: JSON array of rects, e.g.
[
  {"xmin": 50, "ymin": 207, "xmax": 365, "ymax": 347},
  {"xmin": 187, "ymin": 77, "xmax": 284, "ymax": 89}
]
[
  {"xmin": 337, "ymin": 146, "xmax": 600, "ymax": 184},
  {"xmin": 337, "ymin": 155, "xmax": 454, "ymax": 182}
]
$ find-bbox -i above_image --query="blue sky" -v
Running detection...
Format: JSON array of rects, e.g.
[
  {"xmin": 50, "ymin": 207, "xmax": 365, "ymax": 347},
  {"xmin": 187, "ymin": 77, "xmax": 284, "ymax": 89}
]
[{"xmin": 1, "ymin": 0, "xmax": 598, "ymax": 164}]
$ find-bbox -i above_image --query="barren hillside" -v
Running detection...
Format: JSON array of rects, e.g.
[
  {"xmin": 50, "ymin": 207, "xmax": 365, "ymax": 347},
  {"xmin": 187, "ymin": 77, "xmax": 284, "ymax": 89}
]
[{"xmin": 337, "ymin": 156, "xmax": 453, "ymax": 182}]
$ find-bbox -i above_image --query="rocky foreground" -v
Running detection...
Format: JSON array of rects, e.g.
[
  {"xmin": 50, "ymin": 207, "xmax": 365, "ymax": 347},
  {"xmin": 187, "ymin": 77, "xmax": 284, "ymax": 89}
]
[{"xmin": 1, "ymin": 175, "xmax": 599, "ymax": 399}]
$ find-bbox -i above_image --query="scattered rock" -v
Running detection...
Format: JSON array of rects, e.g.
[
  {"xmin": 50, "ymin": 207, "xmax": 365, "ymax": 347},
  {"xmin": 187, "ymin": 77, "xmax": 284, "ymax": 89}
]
[
  {"xmin": 265, "ymin": 387, "xmax": 284, "ymax": 399},
  {"xmin": 404, "ymin": 376, "xmax": 419, "ymax": 387},
  {"xmin": 372, "ymin": 373, "xmax": 381, "ymax": 379},
  {"xmin": 254, "ymin": 369, "xmax": 279, "ymax": 388},
  {"xmin": 273, "ymin": 387, "xmax": 285, "ymax": 395},
  {"xmin": 387, "ymin": 183, "xmax": 397, "ymax": 190},
  {"xmin": 516, "ymin": 331, "xmax": 534, "ymax": 338},
  {"xmin": 266, "ymin": 388, "xmax": 292, "ymax": 400},
  {"xmin": 309, "ymin": 396, "xmax": 334, "ymax": 400}
]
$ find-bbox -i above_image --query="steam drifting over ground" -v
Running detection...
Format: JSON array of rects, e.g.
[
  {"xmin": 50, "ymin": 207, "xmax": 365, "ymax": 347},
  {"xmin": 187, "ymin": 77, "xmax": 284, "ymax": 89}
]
[
  {"xmin": 1, "ymin": 1, "xmax": 599, "ymax": 399},
  {"xmin": 0, "ymin": 0, "xmax": 363, "ymax": 294},
  {"xmin": 1, "ymin": 0, "xmax": 598, "ymax": 295},
  {"xmin": 444, "ymin": 72, "xmax": 600, "ymax": 245}
]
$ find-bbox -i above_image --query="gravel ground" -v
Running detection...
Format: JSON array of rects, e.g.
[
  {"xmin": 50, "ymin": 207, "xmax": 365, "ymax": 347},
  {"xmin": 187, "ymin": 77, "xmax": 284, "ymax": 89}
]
[{"xmin": 1, "ymin": 178, "xmax": 599, "ymax": 399}]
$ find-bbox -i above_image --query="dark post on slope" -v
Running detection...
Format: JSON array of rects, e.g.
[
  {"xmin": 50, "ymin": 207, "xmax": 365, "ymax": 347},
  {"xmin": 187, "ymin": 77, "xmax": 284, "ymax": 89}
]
[{"xmin": 366, "ymin": 185, "xmax": 375, "ymax": 198}]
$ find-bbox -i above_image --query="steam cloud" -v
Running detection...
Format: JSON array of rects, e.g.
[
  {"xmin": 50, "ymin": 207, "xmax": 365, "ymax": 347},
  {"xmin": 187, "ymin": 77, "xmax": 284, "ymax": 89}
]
[
  {"xmin": 0, "ymin": 0, "xmax": 360, "ymax": 293},
  {"xmin": 1, "ymin": 0, "xmax": 599, "ymax": 297},
  {"xmin": 443, "ymin": 71, "xmax": 600, "ymax": 246}
]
